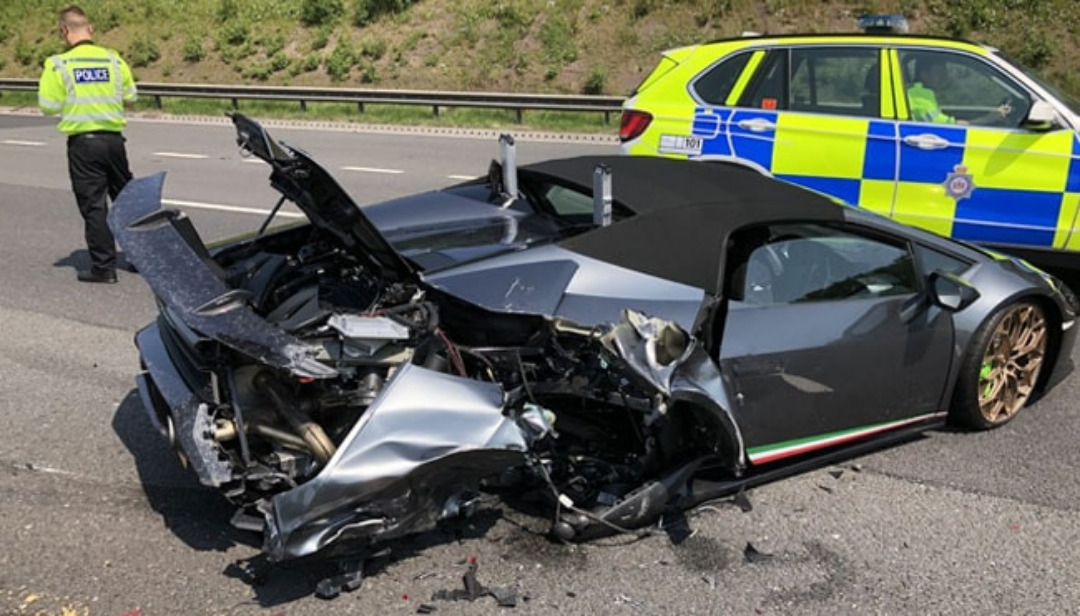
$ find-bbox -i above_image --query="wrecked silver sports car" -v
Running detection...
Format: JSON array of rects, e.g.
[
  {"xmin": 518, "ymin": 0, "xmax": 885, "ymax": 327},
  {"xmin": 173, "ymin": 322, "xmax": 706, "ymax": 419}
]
[{"xmin": 111, "ymin": 114, "xmax": 1077, "ymax": 562}]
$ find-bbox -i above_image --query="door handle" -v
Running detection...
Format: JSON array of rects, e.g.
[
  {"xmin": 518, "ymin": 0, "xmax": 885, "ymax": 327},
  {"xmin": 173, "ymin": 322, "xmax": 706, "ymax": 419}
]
[
  {"xmin": 737, "ymin": 118, "xmax": 777, "ymax": 133},
  {"xmin": 902, "ymin": 134, "xmax": 950, "ymax": 150}
]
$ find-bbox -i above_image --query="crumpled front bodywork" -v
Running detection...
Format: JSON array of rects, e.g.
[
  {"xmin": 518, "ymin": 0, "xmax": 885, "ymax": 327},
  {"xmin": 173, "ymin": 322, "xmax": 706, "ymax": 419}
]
[
  {"xmin": 112, "ymin": 115, "xmax": 749, "ymax": 562},
  {"xmin": 263, "ymin": 363, "xmax": 529, "ymax": 560}
]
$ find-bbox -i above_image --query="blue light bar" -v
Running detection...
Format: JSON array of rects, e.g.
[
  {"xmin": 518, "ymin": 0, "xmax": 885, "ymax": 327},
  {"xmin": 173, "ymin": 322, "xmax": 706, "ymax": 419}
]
[{"xmin": 857, "ymin": 14, "xmax": 910, "ymax": 34}]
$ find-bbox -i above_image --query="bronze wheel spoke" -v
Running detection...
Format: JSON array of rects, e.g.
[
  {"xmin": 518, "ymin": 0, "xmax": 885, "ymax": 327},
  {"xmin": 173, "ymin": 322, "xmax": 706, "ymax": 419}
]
[{"xmin": 978, "ymin": 304, "xmax": 1048, "ymax": 424}]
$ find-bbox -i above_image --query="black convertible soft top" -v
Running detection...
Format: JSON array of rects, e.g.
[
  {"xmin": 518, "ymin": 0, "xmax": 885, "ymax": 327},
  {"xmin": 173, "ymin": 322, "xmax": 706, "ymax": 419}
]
[{"xmin": 520, "ymin": 156, "xmax": 846, "ymax": 294}]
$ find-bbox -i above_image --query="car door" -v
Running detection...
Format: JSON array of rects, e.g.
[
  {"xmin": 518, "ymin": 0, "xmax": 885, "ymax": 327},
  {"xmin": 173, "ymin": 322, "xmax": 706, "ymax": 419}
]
[
  {"xmin": 725, "ymin": 45, "xmax": 898, "ymax": 218},
  {"xmin": 890, "ymin": 47, "xmax": 1078, "ymax": 250},
  {"xmin": 717, "ymin": 222, "xmax": 954, "ymax": 465}
]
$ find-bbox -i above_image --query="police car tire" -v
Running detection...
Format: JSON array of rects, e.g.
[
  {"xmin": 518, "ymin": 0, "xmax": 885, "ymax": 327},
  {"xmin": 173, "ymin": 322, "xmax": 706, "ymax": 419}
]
[{"xmin": 949, "ymin": 300, "xmax": 1049, "ymax": 430}]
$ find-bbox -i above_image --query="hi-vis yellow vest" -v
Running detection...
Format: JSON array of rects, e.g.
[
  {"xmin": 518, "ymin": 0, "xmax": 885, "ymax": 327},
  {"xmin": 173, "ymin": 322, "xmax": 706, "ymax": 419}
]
[{"xmin": 38, "ymin": 42, "xmax": 137, "ymax": 135}]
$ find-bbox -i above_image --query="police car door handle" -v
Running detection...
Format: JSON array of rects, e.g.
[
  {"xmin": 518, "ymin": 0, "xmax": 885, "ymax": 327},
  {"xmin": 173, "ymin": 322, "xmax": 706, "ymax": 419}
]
[
  {"xmin": 902, "ymin": 134, "xmax": 950, "ymax": 150},
  {"xmin": 737, "ymin": 118, "xmax": 777, "ymax": 133}
]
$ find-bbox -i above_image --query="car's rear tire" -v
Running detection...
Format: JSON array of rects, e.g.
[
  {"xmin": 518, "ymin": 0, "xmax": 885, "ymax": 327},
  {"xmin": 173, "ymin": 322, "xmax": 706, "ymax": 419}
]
[{"xmin": 950, "ymin": 300, "xmax": 1049, "ymax": 429}]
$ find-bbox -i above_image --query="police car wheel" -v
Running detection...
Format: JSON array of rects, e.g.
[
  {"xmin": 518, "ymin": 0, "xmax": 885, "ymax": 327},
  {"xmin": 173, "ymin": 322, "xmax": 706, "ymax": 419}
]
[{"xmin": 950, "ymin": 300, "xmax": 1048, "ymax": 430}]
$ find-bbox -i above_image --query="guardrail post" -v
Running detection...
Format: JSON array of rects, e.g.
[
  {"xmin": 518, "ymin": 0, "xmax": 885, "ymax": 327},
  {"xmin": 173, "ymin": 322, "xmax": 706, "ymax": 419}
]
[
  {"xmin": 433, "ymin": 105, "xmax": 440, "ymax": 118},
  {"xmin": 604, "ymin": 111, "xmax": 611, "ymax": 124},
  {"xmin": 358, "ymin": 102, "xmax": 365, "ymax": 113},
  {"xmin": 231, "ymin": 97, "xmax": 239, "ymax": 110},
  {"xmin": 515, "ymin": 108, "xmax": 523, "ymax": 124},
  {"xmin": 154, "ymin": 95, "xmax": 163, "ymax": 109},
  {"xmin": 300, "ymin": 100, "xmax": 307, "ymax": 112}
]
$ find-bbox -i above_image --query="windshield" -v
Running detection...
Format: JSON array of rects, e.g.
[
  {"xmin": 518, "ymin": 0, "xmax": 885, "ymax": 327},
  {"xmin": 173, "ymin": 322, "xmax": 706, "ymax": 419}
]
[{"xmin": 993, "ymin": 50, "xmax": 1080, "ymax": 117}]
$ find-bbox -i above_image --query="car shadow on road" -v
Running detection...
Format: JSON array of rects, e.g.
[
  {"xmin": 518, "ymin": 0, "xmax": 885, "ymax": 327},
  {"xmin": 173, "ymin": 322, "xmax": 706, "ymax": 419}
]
[
  {"xmin": 111, "ymin": 390, "xmax": 258, "ymax": 554},
  {"xmin": 221, "ymin": 506, "xmax": 509, "ymax": 607}
]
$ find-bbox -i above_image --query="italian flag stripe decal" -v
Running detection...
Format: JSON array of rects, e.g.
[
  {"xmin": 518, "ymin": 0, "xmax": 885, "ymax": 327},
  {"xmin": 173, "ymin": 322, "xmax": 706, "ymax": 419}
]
[{"xmin": 746, "ymin": 412, "xmax": 947, "ymax": 465}]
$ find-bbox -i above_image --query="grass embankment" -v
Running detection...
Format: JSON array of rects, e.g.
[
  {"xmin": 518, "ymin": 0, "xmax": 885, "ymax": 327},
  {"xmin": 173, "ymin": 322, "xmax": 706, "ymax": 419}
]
[{"xmin": 1, "ymin": 0, "xmax": 1077, "ymax": 132}]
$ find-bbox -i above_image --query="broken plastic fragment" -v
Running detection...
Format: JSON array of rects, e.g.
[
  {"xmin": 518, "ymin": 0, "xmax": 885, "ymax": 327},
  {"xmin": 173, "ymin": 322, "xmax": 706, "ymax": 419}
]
[
  {"xmin": 743, "ymin": 542, "xmax": 773, "ymax": 564},
  {"xmin": 733, "ymin": 488, "xmax": 753, "ymax": 513}
]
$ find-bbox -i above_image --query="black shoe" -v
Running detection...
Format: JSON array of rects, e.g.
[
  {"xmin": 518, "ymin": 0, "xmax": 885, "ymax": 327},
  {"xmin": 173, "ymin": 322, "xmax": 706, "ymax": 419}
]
[{"xmin": 77, "ymin": 269, "xmax": 118, "ymax": 284}]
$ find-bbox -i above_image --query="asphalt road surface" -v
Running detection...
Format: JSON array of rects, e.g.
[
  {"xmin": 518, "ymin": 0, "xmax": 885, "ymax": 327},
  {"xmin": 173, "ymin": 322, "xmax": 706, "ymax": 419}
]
[{"xmin": 2, "ymin": 111, "xmax": 1080, "ymax": 616}]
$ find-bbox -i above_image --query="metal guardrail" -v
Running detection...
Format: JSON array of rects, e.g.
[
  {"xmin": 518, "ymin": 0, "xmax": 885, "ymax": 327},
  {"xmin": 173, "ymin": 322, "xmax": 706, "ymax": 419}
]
[{"xmin": 0, "ymin": 78, "xmax": 626, "ymax": 124}]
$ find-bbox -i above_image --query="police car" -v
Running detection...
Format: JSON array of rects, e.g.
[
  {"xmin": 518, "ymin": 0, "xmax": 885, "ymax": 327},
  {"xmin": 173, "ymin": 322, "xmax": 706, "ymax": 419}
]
[{"xmin": 620, "ymin": 16, "xmax": 1080, "ymax": 268}]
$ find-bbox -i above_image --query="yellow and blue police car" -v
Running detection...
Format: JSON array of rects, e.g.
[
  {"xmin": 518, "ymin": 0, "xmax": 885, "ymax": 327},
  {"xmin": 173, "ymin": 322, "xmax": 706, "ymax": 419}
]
[{"xmin": 620, "ymin": 16, "xmax": 1080, "ymax": 267}]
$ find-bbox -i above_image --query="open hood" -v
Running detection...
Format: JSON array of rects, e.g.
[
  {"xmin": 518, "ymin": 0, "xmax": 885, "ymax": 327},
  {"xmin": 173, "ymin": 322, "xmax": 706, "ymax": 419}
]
[{"xmin": 231, "ymin": 113, "xmax": 418, "ymax": 285}]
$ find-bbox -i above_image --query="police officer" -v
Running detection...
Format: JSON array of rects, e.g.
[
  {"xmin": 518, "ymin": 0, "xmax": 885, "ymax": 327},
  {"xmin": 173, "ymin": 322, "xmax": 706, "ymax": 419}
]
[
  {"xmin": 907, "ymin": 54, "xmax": 1011, "ymax": 126},
  {"xmin": 38, "ymin": 5, "xmax": 137, "ymax": 284}
]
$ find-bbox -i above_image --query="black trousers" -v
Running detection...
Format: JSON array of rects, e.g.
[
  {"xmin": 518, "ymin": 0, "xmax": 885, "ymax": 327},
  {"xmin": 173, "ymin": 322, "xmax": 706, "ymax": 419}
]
[{"xmin": 67, "ymin": 131, "xmax": 132, "ymax": 273}]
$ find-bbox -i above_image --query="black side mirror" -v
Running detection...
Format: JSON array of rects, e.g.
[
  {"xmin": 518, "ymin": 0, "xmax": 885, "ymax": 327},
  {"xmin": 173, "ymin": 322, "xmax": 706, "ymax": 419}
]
[{"xmin": 929, "ymin": 270, "xmax": 980, "ymax": 311}]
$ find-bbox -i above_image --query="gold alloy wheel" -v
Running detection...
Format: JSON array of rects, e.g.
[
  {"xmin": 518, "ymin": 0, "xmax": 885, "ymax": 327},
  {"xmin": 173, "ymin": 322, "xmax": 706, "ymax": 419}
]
[{"xmin": 977, "ymin": 304, "xmax": 1047, "ymax": 424}]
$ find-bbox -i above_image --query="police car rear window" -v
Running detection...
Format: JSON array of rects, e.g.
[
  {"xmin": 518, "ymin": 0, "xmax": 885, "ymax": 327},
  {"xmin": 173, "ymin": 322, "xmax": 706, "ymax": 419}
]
[{"xmin": 692, "ymin": 51, "xmax": 753, "ymax": 105}]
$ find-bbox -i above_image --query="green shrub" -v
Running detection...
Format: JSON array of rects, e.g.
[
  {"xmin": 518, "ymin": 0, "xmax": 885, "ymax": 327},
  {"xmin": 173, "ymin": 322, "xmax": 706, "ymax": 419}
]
[
  {"xmin": 301, "ymin": 0, "xmax": 344, "ymax": 27},
  {"xmin": 127, "ymin": 36, "xmax": 161, "ymax": 68},
  {"xmin": 1012, "ymin": 31, "xmax": 1053, "ymax": 69},
  {"xmin": 14, "ymin": 36, "xmax": 34, "ymax": 66},
  {"xmin": 583, "ymin": 67, "xmax": 606, "ymax": 94},
  {"xmin": 311, "ymin": 25, "xmax": 331, "ymax": 51},
  {"xmin": 268, "ymin": 51, "xmax": 291, "ymax": 73},
  {"xmin": 262, "ymin": 33, "xmax": 286, "ymax": 57},
  {"xmin": 540, "ymin": 15, "xmax": 577, "ymax": 65},
  {"xmin": 354, "ymin": 0, "xmax": 419, "ymax": 27},
  {"xmin": 360, "ymin": 60, "xmax": 378, "ymax": 84},
  {"xmin": 301, "ymin": 52, "xmax": 322, "ymax": 72},
  {"xmin": 360, "ymin": 36, "xmax": 387, "ymax": 60},
  {"xmin": 217, "ymin": 20, "xmax": 250, "ymax": 47},
  {"xmin": 96, "ymin": 7, "xmax": 121, "ymax": 32},
  {"xmin": 326, "ymin": 37, "xmax": 355, "ymax": 81},
  {"xmin": 0, "ymin": 22, "xmax": 10, "ymax": 45},
  {"xmin": 182, "ymin": 37, "xmax": 205, "ymax": 63},
  {"xmin": 217, "ymin": 0, "xmax": 238, "ymax": 22}
]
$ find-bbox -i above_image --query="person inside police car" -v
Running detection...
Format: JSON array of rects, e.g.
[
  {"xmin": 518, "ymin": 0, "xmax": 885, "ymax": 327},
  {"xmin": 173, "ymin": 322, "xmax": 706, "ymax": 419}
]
[
  {"xmin": 38, "ymin": 5, "xmax": 137, "ymax": 284},
  {"xmin": 907, "ymin": 54, "xmax": 1012, "ymax": 127}
]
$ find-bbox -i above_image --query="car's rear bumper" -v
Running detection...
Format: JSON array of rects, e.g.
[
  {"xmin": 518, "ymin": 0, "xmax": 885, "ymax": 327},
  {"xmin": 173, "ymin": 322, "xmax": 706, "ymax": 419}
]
[{"xmin": 134, "ymin": 321, "xmax": 233, "ymax": 487}]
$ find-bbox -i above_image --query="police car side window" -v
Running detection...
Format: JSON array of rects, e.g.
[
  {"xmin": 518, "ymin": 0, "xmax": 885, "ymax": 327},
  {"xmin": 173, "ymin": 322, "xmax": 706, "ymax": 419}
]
[
  {"xmin": 789, "ymin": 48, "xmax": 880, "ymax": 117},
  {"xmin": 739, "ymin": 51, "xmax": 787, "ymax": 110},
  {"xmin": 899, "ymin": 49, "xmax": 1032, "ymax": 128},
  {"xmin": 692, "ymin": 51, "xmax": 753, "ymax": 106}
]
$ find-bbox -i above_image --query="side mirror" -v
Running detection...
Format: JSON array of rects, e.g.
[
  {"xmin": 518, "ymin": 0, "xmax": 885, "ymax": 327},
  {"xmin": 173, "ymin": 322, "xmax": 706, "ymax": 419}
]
[
  {"xmin": 929, "ymin": 271, "xmax": 980, "ymax": 311},
  {"xmin": 1022, "ymin": 100, "xmax": 1058, "ymax": 131}
]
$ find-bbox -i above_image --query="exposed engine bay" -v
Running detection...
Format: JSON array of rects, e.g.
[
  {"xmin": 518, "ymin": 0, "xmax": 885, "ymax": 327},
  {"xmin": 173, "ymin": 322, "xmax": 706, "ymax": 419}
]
[{"xmin": 202, "ymin": 226, "xmax": 737, "ymax": 559}]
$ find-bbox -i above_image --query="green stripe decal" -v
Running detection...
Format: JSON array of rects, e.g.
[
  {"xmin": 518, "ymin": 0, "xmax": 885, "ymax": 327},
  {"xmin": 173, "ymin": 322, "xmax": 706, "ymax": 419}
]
[{"xmin": 746, "ymin": 413, "xmax": 946, "ymax": 465}]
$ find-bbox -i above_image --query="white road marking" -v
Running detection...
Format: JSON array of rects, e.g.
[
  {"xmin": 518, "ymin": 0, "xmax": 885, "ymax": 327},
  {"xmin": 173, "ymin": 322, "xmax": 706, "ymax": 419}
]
[
  {"xmin": 162, "ymin": 198, "xmax": 305, "ymax": 218},
  {"xmin": 342, "ymin": 166, "xmax": 404, "ymax": 174},
  {"xmin": 242, "ymin": 158, "xmax": 266, "ymax": 164},
  {"xmin": 2, "ymin": 139, "xmax": 46, "ymax": 146},
  {"xmin": 153, "ymin": 152, "xmax": 210, "ymax": 159},
  {"xmin": 447, "ymin": 174, "xmax": 477, "ymax": 180}
]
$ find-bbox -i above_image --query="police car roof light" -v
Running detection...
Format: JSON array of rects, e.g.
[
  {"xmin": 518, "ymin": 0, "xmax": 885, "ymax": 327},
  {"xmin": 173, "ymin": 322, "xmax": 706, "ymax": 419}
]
[{"xmin": 857, "ymin": 14, "xmax": 909, "ymax": 34}]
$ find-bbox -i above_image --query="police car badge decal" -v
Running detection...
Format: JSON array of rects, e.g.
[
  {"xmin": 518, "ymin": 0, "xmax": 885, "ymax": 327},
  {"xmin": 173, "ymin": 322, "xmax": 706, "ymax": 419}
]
[{"xmin": 944, "ymin": 164, "xmax": 975, "ymax": 200}]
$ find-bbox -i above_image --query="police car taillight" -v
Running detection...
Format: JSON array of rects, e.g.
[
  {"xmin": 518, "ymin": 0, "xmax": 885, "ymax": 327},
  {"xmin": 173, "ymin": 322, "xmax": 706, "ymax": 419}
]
[{"xmin": 619, "ymin": 110, "xmax": 653, "ymax": 142}]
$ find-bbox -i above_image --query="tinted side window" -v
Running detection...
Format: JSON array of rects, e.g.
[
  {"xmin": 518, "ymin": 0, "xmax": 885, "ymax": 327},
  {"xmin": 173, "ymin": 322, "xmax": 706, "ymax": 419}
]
[
  {"xmin": 789, "ymin": 47, "xmax": 880, "ymax": 117},
  {"xmin": 914, "ymin": 244, "xmax": 972, "ymax": 277},
  {"xmin": 692, "ymin": 51, "xmax": 753, "ymax": 105},
  {"xmin": 899, "ymin": 49, "xmax": 1032, "ymax": 128},
  {"xmin": 739, "ymin": 50, "xmax": 787, "ymax": 110},
  {"xmin": 729, "ymin": 223, "xmax": 917, "ymax": 305}
]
